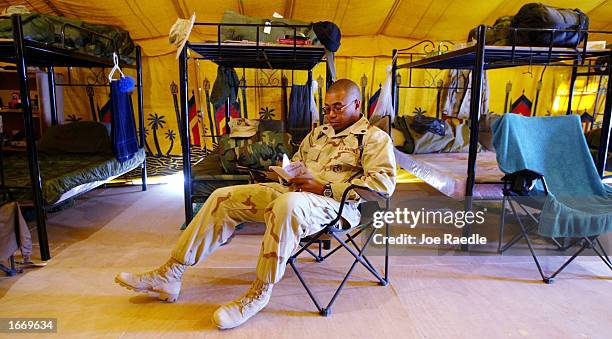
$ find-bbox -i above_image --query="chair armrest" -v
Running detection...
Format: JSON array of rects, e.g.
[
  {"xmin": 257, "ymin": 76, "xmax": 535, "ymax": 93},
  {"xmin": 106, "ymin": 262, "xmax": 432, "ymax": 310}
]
[
  {"xmin": 502, "ymin": 169, "xmax": 549, "ymax": 196},
  {"xmin": 326, "ymin": 184, "xmax": 389, "ymax": 231}
]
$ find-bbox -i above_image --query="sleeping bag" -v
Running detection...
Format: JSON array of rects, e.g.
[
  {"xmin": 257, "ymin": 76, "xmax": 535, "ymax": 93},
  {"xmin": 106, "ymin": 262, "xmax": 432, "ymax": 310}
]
[{"xmin": 511, "ymin": 3, "xmax": 589, "ymax": 48}]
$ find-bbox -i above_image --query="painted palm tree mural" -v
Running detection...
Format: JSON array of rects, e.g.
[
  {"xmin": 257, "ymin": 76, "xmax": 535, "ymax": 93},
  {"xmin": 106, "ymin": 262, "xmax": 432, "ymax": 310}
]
[
  {"xmin": 259, "ymin": 107, "xmax": 275, "ymax": 120},
  {"xmin": 66, "ymin": 114, "xmax": 83, "ymax": 123},
  {"xmin": 165, "ymin": 129, "xmax": 176, "ymax": 155},
  {"xmin": 413, "ymin": 107, "xmax": 427, "ymax": 116},
  {"xmin": 147, "ymin": 113, "xmax": 166, "ymax": 157},
  {"xmin": 138, "ymin": 127, "xmax": 153, "ymax": 155}
]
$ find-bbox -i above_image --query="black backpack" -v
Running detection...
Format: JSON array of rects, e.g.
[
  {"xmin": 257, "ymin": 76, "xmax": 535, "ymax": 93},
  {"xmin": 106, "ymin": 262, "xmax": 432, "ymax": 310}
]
[{"xmin": 511, "ymin": 3, "xmax": 589, "ymax": 48}]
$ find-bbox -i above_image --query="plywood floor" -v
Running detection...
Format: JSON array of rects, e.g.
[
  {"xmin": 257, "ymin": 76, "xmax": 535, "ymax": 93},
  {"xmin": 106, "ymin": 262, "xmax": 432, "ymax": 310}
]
[{"xmin": 0, "ymin": 183, "xmax": 611, "ymax": 338}]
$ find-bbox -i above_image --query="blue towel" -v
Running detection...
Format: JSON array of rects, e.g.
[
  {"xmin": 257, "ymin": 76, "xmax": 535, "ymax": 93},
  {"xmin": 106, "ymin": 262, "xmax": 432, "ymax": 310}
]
[
  {"xmin": 492, "ymin": 114, "xmax": 612, "ymax": 238},
  {"xmin": 110, "ymin": 81, "xmax": 140, "ymax": 163}
]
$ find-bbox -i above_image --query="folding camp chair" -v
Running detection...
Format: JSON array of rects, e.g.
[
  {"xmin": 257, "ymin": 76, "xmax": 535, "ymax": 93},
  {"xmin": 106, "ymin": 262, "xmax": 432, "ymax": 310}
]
[
  {"xmin": 494, "ymin": 114, "xmax": 612, "ymax": 284},
  {"xmin": 287, "ymin": 184, "xmax": 390, "ymax": 316}
]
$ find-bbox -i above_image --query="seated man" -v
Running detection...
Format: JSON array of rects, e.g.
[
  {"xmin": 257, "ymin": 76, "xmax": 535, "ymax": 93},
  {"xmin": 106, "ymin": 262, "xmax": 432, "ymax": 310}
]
[{"xmin": 115, "ymin": 79, "xmax": 396, "ymax": 329}]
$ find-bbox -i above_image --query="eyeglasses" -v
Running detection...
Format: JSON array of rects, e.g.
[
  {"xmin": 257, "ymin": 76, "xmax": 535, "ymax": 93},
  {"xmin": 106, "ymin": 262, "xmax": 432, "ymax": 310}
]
[{"xmin": 322, "ymin": 100, "xmax": 356, "ymax": 116}]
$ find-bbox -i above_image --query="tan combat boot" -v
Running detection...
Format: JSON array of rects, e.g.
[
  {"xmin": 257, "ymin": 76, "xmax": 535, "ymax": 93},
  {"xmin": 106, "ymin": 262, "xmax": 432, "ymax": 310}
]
[
  {"xmin": 212, "ymin": 279, "xmax": 273, "ymax": 329},
  {"xmin": 115, "ymin": 258, "xmax": 186, "ymax": 302}
]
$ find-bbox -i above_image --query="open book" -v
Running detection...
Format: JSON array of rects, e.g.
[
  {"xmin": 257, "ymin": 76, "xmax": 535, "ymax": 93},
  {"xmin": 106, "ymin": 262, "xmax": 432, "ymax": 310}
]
[{"xmin": 269, "ymin": 154, "xmax": 313, "ymax": 181}]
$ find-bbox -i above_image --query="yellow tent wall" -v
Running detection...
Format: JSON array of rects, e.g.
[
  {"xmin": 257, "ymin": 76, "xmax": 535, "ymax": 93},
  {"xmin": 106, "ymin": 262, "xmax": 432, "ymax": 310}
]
[{"xmin": 4, "ymin": 0, "xmax": 609, "ymax": 155}]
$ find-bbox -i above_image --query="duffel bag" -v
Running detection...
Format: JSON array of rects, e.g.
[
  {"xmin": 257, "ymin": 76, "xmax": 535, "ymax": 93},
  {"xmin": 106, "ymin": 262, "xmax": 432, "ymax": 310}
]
[{"xmin": 511, "ymin": 3, "xmax": 588, "ymax": 48}]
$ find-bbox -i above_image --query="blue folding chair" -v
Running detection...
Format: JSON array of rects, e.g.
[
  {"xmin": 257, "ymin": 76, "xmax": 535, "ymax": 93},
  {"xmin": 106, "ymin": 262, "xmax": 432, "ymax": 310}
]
[{"xmin": 493, "ymin": 114, "xmax": 612, "ymax": 283}]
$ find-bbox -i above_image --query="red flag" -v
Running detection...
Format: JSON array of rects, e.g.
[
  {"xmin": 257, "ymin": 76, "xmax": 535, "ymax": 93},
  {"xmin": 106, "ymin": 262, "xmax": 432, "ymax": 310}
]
[
  {"xmin": 511, "ymin": 94, "xmax": 533, "ymax": 117},
  {"xmin": 188, "ymin": 93, "xmax": 200, "ymax": 146},
  {"xmin": 215, "ymin": 103, "xmax": 241, "ymax": 135}
]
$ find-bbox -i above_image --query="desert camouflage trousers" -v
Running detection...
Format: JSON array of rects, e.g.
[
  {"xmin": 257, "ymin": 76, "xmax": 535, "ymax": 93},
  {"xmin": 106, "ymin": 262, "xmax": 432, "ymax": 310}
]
[{"xmin": 172, "ymin": 182, "xmax": 360, "ymax": 284}]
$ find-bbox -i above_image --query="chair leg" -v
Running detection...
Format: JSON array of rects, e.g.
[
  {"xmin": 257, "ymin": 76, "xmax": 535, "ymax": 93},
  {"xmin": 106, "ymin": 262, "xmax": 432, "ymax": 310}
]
[
  {"xmin": 289, "ymin": 226, "xmax": 388, "ymax": 316},
  {"xmin": 548, "ymin": 240, "xmax": 589, "ymax": 280},
  {"xmin": 384, "ymin": 221, "xmax": 389, "ymax": 283},
  {"xmin": 331, "ymin": 229, "xmax": 386, "ymax": 285},
  {"xmin": 303, "ymin": 246, "xmax": 322, "ymax": 262},
  {"xmin": 498, "ymin": 195, "xmax": 507, "ymax": 253},
  {"xmin": 595, "ymin": 238, "xmax": 612, "ymax": 267},
  {"xmin": 589, "ymin": 238, "xmax": 612, "ymax": 271},
  {"xmin": 344, "ymin": 232, "xmax": 382, "ymax": 281},
  {"xmin": 322, "ymin": 227, "xmax": 366, "ymax": 260},
  {"xmin": 287, "ymin": 257, "xmax": 323, "ymax": 313},
  {"xmin": 500, "ymin": 199, "xmax": 538, "ymax": 253},
  {"xmin": 508, "ymin": 199, "xmax": 552, "ymax": 283},
  {"xmin": 507, "ymin": 199, "xmax": 597, "ymax": 283}
]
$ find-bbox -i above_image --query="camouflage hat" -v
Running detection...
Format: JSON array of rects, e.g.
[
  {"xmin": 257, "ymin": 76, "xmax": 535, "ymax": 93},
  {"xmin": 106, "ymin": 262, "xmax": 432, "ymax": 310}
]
[{"xmin": 229, "ymin": 118, "xmax": 260, "ymax": 138}]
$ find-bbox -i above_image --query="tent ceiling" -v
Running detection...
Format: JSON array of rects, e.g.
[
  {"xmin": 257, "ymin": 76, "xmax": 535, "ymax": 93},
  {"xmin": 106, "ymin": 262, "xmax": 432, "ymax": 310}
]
[{"xmin": 3, "ymin": 0, "xmax": 611, "ymax": 52}]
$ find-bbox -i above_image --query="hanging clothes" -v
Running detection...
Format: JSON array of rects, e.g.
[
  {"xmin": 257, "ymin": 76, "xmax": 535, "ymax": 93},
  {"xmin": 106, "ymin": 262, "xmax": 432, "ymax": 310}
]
[
  {"xmin": 110, "ymin": 80, "xmax": 139, "ymax": 163},
  {"xmin": 0, "ymin": 202, "xmax": 31, "ymax": 262},
  {"xmin": 288, "ymin": 83, "xmax": 316, "ymax": 142},
  {"xmin": 440, "ymin": 69, "xmax": 489, "ymax": 119},
  {"xmin": 210, "ymin": 66, "xmax": 240, "ymax": 113}
]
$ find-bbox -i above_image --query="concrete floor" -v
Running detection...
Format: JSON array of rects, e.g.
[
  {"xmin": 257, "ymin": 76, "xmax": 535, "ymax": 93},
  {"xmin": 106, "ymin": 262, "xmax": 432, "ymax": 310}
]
[{"xmin": 0, "ymin": 183, "xmax": 611, "ymax": 338}]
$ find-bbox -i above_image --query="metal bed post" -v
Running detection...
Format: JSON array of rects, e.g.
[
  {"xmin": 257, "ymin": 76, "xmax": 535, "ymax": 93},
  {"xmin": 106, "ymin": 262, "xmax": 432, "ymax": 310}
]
[
  {"xmin": 136, "ymin": 46, "xmax": 147, "ymax": 191},
  {"xmin": 307, "ymin": 70, "xmax": 313, "ymax": 131},
  {"xmin": 386, "ymin": 49, "xmax": 398, "ymax": 282},
  {"xmin": 325, "ymin": 58, "xmax": 330, "ymax": 90},
  {"xmin": 595, "ymin": 50, "xmax": 612, "ymax": 177},
  {"xmin": 463, "ymin": 25, "xmax": 487, "ymax": 251},
  {"xmin": 566, "ymin": 60, "xmax": 579, "ymax": 115},
  {"xmin": 179, "ymin": 47, "xmax": 193, "ymax": 224},
  {"xmin": 12, "ymin": 15, "xmax": 50, "ymax": 261},
  {"xmin": 47, "ymin": 66, "xmax": 58, "ymax": 126},
  {"xmin": 391, "ymin": 49, "xmax": 398, "ymax": 118}
]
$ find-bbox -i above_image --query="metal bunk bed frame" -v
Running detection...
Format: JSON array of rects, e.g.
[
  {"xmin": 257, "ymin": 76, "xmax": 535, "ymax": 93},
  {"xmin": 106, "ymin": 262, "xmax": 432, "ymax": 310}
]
[
  {"xmin": 392, "ymin": 25, "xmax": 612, "ymax": 250},
  {"xmin": 178, "ymin": 22, "xmax": 328, "ymax": 224},
  {"xmin": 3, "ymin": 15, "xmax": 148, "ymax": 260}
]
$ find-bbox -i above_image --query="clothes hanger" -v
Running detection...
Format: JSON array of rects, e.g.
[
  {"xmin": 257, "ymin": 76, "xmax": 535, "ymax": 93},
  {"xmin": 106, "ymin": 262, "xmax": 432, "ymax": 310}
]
[{"xmin": 108, "ymin": 52, "xmax": 125, "ymax": 82}]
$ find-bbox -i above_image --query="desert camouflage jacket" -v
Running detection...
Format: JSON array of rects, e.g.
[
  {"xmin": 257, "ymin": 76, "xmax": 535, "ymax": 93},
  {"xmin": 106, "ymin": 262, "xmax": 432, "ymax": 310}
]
[{"xmin": 292, "ymin": 116, "xmax": 397, "ymax": 201}]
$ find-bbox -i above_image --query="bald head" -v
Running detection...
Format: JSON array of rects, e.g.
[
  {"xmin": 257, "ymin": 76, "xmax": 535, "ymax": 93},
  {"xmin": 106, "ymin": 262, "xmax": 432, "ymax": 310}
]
[
  {"xmin": 324, "ymin": 78, "xmax": 362, "ymax": 132},
  {"xmin": 327, "ymin": 79, "xmax": 360, "ymax": 101}
]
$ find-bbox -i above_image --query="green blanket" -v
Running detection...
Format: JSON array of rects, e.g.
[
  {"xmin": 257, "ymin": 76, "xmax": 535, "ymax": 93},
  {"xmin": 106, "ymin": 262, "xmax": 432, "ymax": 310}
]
[
  {"xmin": 0, "ymin": 13, "xmax": 135, "ymax": 63},
  {"xmin": 3, "ymin": 149, "xmax": 145, "ymax": 205}
]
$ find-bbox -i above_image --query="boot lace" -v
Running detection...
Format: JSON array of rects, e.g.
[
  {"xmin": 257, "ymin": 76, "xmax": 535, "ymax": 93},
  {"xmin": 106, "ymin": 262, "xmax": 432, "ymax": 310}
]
[{"xmin": 238, "ymin": 281, "xmax": 269, "ymax": 310}]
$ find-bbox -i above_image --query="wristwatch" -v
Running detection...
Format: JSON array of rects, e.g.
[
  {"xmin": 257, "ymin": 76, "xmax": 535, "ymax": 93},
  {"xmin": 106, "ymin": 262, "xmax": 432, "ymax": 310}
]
[{"xmin": 323, "ymin": 184, "xmax": 333, "ymax": 198}]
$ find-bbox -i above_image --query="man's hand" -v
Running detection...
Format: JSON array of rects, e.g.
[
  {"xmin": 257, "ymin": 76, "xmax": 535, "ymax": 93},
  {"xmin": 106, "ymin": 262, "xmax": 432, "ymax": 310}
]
[{"xmin": 288, "ymin": 178, "xmax": 326, "ymax": 195}]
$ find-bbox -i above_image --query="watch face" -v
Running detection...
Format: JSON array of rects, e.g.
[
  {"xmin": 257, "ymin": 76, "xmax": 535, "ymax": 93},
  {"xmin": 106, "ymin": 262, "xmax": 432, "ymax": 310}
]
[{"xmin": 324, "ymin": 188, "xmax": 332, "ymax": 197}]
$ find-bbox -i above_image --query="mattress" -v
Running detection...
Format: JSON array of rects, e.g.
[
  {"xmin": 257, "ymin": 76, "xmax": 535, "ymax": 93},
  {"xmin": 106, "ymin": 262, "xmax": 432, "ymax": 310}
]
[
  {"xmin": 393, "ymin": 149, "xmax": 504, "ymax": 199},
  {"xmin": 0, "ymin": 13, "xmax": 136, "ymax": 63},
  {"xmin": 2, "ymin": 149, "xmax": 145, "ymax": 205}
]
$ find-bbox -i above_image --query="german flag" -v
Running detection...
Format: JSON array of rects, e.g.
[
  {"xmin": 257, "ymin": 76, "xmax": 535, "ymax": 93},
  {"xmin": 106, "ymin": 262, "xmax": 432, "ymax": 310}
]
[
  {"xmin": 215, "ymin": 102, "xmax": 241, "ymax": 135},
  {"xmin": 188, "ymin": 93, "xmax": 200, "ymax": 146}
]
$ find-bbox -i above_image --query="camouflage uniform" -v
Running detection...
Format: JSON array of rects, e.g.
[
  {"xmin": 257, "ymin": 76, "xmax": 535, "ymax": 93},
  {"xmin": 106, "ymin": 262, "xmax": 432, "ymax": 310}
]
[{"xmin": 173, "ymin": 116, "xmax": 396, "ymax": 284}]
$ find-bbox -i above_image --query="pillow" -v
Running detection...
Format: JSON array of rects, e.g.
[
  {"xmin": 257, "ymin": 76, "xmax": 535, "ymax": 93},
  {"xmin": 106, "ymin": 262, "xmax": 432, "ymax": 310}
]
[
  {"xmin": 38, "ymin": 121, "xmax": 113, "ymax": 155},
  {"xmin": 391, "ymin": 128, "xmax": 405, "ymax": 147},
  {"xmin": 219, "ymin": 131, "xmax": 294, "ymax": 174},
  {"xmin": 394, "ymin": 115, "xmax": 454, "ymax": 154},
  {"xmin": 445, "ymin": 120, "xmax": 481, "ymax": 153}
]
